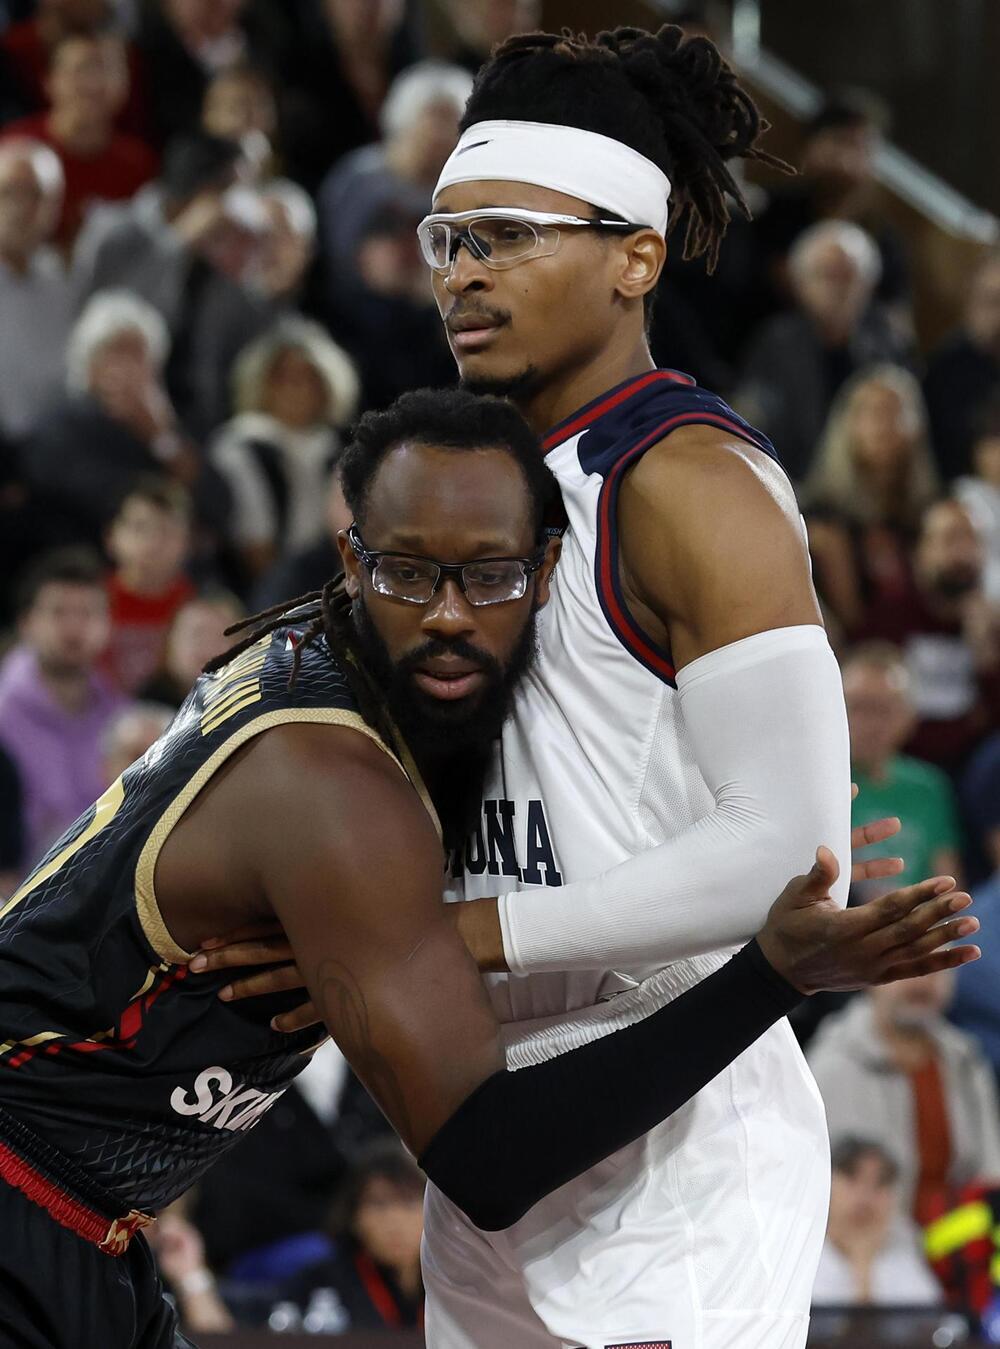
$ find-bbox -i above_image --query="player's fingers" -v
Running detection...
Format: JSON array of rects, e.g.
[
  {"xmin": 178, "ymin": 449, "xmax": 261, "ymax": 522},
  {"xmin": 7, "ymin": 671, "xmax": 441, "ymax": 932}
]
[
  {"xmin": 217, "ymin": 963, "xmax": 304, "ymax": 1002},
  {"xmin": 850, "ymin": 855, "xmax": 905, "ymax": 883},
  {"xmin": 189, "ymin": 937, "xmax": 295, "ymax": 973},
  {"xmin": 880, "ymin": 914, "xmax": 980, "ymax": 964},
  {"xmin": 786, "ymin": 846, "xmax": 840, "ymax": 905},
  {"xmin": 877, "ymin": 945, "xmax": 981, "ymax": 983},
  {"xmin": 867, "ymin": 887, "xmax": 971, "ymax": 953},
  {"xmin": 850, "ymin": 875, "xmax": 957, "ymax": 937},
  {"xmin": 271, "ymin": 1002, "xmax": 322, "ymax": 1034},
  {"xmin": 850, "ymin": 815, "xmax": 901, "ymax": 850},
  {"xmin": 198, "ymin": 921, "xmax": 285, "ymax": 950},
  {"xmin": 775, "ymin": 848, "xmax": 840, "ymax": 910}
]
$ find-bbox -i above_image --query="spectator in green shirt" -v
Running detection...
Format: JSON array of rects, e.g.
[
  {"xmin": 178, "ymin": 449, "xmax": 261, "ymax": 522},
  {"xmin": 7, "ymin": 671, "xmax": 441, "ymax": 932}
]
[{"xmin": 844, "ymin": 642, "xmax": 963, "ymax": 899}]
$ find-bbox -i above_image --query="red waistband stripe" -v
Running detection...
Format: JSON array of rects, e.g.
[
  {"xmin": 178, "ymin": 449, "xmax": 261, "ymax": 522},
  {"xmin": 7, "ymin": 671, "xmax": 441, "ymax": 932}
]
[{"xmin": 0, "ymin": 1139, "xmax": 154, "ymax": 1255}]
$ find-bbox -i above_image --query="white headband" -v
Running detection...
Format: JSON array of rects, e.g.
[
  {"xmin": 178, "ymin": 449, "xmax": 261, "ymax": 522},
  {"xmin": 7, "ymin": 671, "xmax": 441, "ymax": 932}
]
[{"xmin": 434, "ymin": 120, "xmax": 671, "ymax": 236}]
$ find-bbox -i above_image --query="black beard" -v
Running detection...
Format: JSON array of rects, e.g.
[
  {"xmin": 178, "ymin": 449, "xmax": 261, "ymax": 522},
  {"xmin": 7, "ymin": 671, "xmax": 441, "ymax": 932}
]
[
  {"xmin": 351, "ymin": 594, "xmax": 539, "ymax": 850},
  {"xmin": 460, "ymin": 364, "xmax": 543, "ymax": 403}
]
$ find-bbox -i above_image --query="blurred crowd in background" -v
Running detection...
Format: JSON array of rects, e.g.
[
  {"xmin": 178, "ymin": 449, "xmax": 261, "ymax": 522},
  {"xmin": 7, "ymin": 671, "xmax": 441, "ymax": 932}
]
[{"xmin": 0, "ymin": 0, "xmax": 999, "ymax": 1338}]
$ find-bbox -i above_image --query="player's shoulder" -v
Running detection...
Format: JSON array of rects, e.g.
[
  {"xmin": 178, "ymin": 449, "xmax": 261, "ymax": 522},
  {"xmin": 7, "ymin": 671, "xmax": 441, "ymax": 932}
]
[
  {"xmin": 196, "ymin": 621, "xmax": 357, "ymax": 719},
  {"xmin": 188, "ymin": 623, "xmax": 405, "ymax": 798},
  {"xmin": 248, "ymin": 715, "xmax": 399, "ymax": 781},
  {"xmin": 565, "ymin": 369, "xmax": 778, "ymax": 477},
  {"xmin": 212, "ymin": 713, "xmax": 422, "ymax": 869},
  {"xmin": 622, "ymin": 418, "xmax": 797, "ymax": 533},
  {"xmin": 234, "ymin": 715, "xmax": 440, "ymax": 889}
]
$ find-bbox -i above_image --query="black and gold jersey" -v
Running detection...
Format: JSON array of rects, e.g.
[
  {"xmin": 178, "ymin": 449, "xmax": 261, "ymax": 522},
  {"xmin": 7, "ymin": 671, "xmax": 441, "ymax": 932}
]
[{"xmin": 0, "ymin": 627, "xmax": 418, "ymax": 1215}]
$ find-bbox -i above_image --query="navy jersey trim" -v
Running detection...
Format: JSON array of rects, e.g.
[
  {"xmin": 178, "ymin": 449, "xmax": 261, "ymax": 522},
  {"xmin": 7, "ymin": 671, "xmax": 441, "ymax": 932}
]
[
  {"xmin": 595, "ymin": 410, "xmax": 781, "ymax": 688},
  {"xmin": 543, "ymin": 369, "xmax": 696, "ymax": 455}
]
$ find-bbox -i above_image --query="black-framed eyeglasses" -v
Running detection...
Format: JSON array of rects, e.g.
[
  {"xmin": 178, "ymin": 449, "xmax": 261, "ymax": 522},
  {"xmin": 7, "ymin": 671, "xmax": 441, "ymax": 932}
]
[
  {"xmin": 348, "ymin": 525, "xmax": 545, "ymax": 607},
  {"xmin": 416, "ymin": 207, "xmax": 650, "ymax": 273}
]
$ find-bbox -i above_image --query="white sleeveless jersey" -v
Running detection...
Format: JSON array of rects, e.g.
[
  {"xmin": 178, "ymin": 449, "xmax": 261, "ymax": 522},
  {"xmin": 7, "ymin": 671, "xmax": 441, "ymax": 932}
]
[
  {"xmin": 447, "ymin": 370, "xmax": 783, "ymax": 1060},
  {"xmin": 433, "ymin": 374, "xmax": 828, "ymax": 1348}
]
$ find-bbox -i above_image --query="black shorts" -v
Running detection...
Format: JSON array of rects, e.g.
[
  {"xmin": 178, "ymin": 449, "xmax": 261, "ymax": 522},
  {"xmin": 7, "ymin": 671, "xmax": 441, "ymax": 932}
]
[{"xmin": 0, "ymin": 1179, "xmax": 194, "ymax": 1349}]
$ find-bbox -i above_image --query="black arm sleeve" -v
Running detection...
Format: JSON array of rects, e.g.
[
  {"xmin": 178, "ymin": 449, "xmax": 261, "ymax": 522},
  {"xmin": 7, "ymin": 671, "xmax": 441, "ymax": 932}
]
[{"xmin": 419, "ymin": 940, "xmax": 800, "ymax": 1230}]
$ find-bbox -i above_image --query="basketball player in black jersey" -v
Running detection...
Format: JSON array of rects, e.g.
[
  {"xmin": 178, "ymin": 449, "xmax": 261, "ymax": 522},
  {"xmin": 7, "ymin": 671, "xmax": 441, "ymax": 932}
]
[{"xmin": 0, "ymin": 390, "xmax": 977, "ymax": 1349}]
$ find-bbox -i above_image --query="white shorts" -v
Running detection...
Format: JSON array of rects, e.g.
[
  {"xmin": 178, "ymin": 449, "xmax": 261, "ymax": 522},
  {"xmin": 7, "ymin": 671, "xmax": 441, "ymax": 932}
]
[{"xmin": 422, "ymin": 1018, "xmax": 830, "ymax": 1349}]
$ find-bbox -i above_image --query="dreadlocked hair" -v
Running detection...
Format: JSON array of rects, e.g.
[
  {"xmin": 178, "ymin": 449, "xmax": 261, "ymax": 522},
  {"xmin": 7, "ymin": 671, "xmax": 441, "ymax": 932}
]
[
  {"xmin": 202, "ymin": 576, "xmax": 401, "ymax": 757},
  {"xmin": 462, "ymin": 24, "xmax": 790, "ymax": 272}
]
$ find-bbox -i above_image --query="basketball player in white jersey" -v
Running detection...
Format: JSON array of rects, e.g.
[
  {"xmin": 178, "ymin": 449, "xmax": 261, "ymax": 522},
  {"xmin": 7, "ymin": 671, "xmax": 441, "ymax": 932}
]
[
  {"xmin": 189, "ymin": 24, "xmax": 941, "ymax": 1349},
  {"xmin": 406, "ymin": 24, "xmax": 867, "ymax": 1349}
]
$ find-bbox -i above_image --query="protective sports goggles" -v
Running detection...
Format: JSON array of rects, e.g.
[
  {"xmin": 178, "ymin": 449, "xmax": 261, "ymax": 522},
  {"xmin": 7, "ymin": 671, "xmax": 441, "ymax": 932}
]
[
  {"xmin": 349, "ymin": 525, "xmax": 546, "ymax": 607},
  {"xmin": 416, "ymin": 207, "xmax": 648, "ymax": 273}
]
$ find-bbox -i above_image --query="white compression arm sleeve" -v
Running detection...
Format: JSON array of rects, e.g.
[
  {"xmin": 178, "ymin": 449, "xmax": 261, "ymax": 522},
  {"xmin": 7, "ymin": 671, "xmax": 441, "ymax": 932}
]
[{"xmin": 497, "ymin": 625, "xmax": 852, "ymax": 976}]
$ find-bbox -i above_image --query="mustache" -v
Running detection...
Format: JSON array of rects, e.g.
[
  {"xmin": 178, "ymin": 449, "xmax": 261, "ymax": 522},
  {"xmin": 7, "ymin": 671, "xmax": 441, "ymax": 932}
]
[
  {"xmin": 444, "ymin": 301, "xmax": 512, "ymax": 331},
  {"xmin": 395, "ymin": 637, "xmax": 502, "ymax": 680}
]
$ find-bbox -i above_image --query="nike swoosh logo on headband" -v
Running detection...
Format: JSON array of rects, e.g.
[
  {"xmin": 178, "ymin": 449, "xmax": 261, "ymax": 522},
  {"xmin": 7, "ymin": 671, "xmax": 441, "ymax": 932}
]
[{"xmin": 457, "ymin": 140, "xmax": 492, "ymax": 153}]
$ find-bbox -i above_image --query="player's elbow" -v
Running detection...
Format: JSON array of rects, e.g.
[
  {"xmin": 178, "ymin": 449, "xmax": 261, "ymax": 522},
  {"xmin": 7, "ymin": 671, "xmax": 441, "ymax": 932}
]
[{"xmin": 714, "ymin": 790, "xmax": 849, "ymax": 907}]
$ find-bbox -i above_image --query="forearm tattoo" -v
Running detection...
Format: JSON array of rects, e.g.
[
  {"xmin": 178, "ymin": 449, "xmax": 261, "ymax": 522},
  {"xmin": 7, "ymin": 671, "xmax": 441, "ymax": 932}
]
[{"xmin": 315, "ymin": 957, "xmax": 414, "ymax": 1141}]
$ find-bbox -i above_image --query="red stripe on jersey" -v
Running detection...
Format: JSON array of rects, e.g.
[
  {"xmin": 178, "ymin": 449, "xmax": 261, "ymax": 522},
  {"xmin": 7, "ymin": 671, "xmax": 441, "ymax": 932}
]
[
  {"xmin": 3, "ymin": 965, "xmax": 189, "ymax": 1069},
  {"xmin": 595, "ymin": 411, "xmax": 772, "ymax": 684},
  {"xmin": 543, "ymin": 370, "xmax": 695, "ymax": 453}
]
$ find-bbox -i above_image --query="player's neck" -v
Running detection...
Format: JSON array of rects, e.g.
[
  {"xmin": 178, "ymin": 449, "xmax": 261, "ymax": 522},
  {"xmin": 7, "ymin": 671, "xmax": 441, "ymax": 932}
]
[{"xmin": 515, "ymin": 337, "xmax": 655, "ymax": 439}]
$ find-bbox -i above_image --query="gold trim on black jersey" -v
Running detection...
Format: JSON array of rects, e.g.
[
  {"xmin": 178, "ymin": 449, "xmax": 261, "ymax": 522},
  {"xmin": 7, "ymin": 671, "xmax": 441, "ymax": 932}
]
[
  {"xmin": 0, "ymin": 776, "xmax": 127, "ymax": 923},
  {"xmin": 133, "ymin": 707, "xmax": 432, "ymax": 964}
]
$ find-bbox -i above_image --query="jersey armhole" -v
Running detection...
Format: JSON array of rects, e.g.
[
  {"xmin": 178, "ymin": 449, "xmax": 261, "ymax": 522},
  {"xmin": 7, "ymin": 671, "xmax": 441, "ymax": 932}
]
[
  {"xmin": 132, "ymin": 708, "xmax": 427, "ymax": 964},
  {"xmin": 595, "ymin": 410, "xmax": 779, "ymax": 688}
]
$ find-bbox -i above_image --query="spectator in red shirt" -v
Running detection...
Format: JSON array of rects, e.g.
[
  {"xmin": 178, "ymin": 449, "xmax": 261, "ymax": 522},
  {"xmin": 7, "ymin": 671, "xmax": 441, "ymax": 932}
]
[
  {"xmin": 1, "ymin": 32, "xmax": 156, "ymax": 249},
  {"xmin": 857, "ymin": 498, "xmax": 1000, "ymax": 773},
  {"xmin": 102, "ymin": 478, "xmax": 195, "ymax": 694},
  {"xmin": 0, "ymin": 0, "xmax": 150, "ymax": 139}
]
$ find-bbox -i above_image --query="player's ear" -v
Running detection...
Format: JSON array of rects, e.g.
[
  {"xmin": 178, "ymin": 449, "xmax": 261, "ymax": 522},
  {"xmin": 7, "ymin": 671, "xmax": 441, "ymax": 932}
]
[
  {"xmin": 337, "ymin": 528, "xmax": 361, "ymax": 599},
  {"xmin": 614, "ymin": 228, "xmax": 665, "ymax": 304},
  {"xmin": 533, "ymin": 536, "xmax": 562, "ymax": 610}
]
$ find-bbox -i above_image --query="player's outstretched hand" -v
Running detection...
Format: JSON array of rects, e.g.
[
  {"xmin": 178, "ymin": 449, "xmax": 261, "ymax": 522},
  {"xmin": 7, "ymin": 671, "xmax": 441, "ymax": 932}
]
[{"xmin": 756, "ymin": 847, "xmax": 981, "ymax": 996}]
